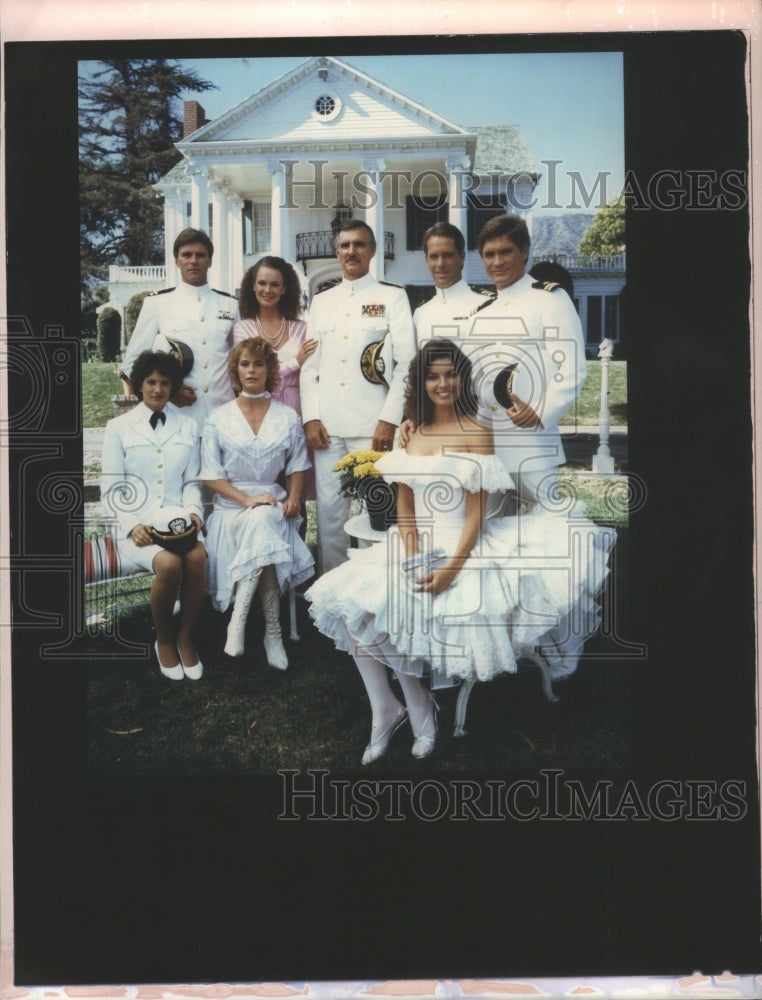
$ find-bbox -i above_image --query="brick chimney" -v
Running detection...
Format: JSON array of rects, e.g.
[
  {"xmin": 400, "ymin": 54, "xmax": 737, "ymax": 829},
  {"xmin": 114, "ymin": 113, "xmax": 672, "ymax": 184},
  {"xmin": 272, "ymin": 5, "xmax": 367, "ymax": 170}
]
[{"xmin": 183, "ymin": 101, "xmax": 208, "ymax": 137}]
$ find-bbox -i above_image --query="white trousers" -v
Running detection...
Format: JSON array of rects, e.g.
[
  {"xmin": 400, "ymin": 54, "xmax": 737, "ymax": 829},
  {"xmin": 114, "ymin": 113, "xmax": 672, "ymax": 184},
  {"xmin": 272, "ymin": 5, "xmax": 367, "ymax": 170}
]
[{"xmin": 313, "ymin": 435, "xmax": 374, "ymax": 575}]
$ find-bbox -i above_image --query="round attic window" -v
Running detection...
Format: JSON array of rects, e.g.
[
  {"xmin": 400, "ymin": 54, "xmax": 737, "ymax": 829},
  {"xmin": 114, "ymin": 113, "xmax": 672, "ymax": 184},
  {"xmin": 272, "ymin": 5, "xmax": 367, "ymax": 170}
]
[{"xmin": 313, "ymin": 92, "xmax": 342, "ymax": 122}]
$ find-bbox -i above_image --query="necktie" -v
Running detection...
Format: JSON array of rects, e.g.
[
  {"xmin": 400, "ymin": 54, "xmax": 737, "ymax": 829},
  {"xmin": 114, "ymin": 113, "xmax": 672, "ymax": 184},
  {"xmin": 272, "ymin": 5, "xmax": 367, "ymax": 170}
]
[{"xmin": 149, "ymin": 411, "xmax": 166, "ymax": 430}]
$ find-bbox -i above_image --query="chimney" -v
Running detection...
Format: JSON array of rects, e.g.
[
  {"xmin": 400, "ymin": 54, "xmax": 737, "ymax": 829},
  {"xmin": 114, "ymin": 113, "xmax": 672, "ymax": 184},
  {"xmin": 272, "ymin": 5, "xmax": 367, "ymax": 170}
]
[{"xmin": 183, "ymin": 101, "xmax": 208, "ymax": 137}]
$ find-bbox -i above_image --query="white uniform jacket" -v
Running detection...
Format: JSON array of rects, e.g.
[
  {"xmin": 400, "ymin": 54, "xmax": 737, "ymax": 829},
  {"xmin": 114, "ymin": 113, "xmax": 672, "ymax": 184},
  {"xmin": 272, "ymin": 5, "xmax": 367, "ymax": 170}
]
[
  {"xmin": 100, "ymin": 402, "xmax": 203, "ymax": 539},
  {"xmin": 300, "ymin": 272, "xmax": 416, "ymax": 437},
  {"xmin": 465, "ymin": 272, "xmax": 587, "ymax": 474},
  {"xmin": 123, "ymin": 282, "xmax": 238, "ymax": 428},
  {"xmin": 413, "ymin": 279, "xmax": 492, "ymax": 344}
]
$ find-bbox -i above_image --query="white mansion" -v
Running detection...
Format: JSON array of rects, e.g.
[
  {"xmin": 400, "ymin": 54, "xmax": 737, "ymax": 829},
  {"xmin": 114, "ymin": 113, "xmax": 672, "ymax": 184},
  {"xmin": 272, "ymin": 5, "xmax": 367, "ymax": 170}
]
[{"xmin": 106, "ymin": 55, "xmax": 625, "ymax": 352}]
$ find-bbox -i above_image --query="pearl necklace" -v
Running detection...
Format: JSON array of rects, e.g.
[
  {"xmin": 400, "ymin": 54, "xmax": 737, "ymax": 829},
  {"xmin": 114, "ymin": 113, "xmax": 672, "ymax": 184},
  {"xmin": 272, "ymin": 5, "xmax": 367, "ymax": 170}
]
[
  {"xmin": 240, "ymin": 390, "xmax": 270, "ymax": 399},
  {"xmin": 255, "ymin": 314, "xmax": 287, "ymax": 346}
]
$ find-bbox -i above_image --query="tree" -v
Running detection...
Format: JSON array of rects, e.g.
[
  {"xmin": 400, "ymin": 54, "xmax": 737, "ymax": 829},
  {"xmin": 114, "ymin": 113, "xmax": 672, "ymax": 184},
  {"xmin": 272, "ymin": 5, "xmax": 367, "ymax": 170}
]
[
  {"xmin": 79, "ymin": 59, "xmax": 215, "ymax": 291},
  {"xmin": 578, "ymin": 198, "xmax": 625, "ymax": 255}
]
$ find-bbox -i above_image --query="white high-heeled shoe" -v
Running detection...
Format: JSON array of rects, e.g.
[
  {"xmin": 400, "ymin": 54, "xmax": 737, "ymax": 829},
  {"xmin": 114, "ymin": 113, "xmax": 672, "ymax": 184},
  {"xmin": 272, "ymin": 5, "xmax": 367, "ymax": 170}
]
[
  {"xmin": 411, "ymin": 697, "xmax": 438, "ymax": 759},
  {"xmin": 155, "ymin": 641, "xmax": 184, "ymax": 681},
  {"xmin": 362, "ymin": 707, "xmax": 408, "ymax": 765}
]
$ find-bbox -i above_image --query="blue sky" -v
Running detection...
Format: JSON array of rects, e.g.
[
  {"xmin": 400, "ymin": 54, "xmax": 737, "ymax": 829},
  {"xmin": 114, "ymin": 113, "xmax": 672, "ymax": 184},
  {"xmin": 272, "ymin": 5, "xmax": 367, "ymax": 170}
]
[{"xmin": 176, "ymin": 51, "xmax": 624, "ymax": 218}]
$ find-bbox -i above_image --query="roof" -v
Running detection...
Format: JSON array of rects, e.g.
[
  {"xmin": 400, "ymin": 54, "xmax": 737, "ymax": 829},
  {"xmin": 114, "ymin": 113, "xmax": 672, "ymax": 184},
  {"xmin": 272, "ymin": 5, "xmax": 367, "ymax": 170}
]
[{"xmin": 470, "ymin": 126, "xmax": 538, "ymax": 175}]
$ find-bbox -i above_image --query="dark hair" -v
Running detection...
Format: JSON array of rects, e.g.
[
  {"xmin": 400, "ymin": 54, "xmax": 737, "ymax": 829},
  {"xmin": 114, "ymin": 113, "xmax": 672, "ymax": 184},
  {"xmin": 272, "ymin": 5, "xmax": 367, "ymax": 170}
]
[
  {"xmin": 477, "ymin": 214, "xmax": 530, "ymax": 255},
  {"xmin": 238, "ymin": 256, "xmax": 302, "ymax": 321},
  {"xmin": 529, "ymin": 260, "xmax": 575, "ymax": 299},
  {"xmin": 173, "ymin": 228, "xmax": 214, "ymax": 260},
  {"xmin": 334, "ymin": 219, "xmax": 377, "ymax": 250},
  {"xmin": 130, "ymin": 350, "xmax": 184, "ymax": 399},
  {"xmin": 423, "ymin": 222, "xmax": 466, "ymax": 256},
  {"xmin": 228, "ymin": 337, "xmax": 280, "ymax": 393},
  {"xmin": 404, "ymin": 339, "xmax": 479, "ymax": 426}
]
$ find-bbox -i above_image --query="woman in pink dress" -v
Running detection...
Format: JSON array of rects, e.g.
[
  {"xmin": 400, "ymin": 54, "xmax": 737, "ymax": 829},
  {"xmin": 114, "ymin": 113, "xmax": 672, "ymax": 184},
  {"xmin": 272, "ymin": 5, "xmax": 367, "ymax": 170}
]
[{"xmin": 233, "ymin": 257, "xmax": 317, "ymax": 499}]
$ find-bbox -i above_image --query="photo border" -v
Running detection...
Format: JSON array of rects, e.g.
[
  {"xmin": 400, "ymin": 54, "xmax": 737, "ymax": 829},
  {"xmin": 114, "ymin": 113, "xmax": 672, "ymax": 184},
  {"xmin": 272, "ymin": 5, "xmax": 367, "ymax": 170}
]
[{"xmin": 2, "ymin": 2, "xmax": 760, "ymax": 996}]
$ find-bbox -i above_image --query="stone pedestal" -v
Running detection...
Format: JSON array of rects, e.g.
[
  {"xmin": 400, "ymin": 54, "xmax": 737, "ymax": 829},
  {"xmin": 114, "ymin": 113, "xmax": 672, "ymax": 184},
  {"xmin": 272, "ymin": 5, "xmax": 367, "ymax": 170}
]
[{"xmin": 111, "ymin": 394, "xmax": 138, "ymax": 418}]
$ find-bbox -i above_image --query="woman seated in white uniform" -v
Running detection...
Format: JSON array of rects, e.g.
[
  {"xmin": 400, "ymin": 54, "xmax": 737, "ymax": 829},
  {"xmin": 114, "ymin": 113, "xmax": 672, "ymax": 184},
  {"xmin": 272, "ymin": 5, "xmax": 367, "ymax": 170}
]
[
  {"xmin": 306, "ymin": 339, "xmax": 614, "ymax": 764},
  {"xmin": 202, "ymin": 337, "xmax": 314, "ymax": 667},
  {"xmin": 100, "ymin": 350, "xmax": 207, "ymax": 681}
]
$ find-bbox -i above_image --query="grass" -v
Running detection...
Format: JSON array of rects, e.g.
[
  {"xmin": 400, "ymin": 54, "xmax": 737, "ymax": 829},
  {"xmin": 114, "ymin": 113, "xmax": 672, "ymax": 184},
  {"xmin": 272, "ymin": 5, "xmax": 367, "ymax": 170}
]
[
  {"xmin": 82, "ymin": 360, "xmax": 124, "ymax": 426},
  {"xmin": 82, "ymin": 361, "xmax": 627, "ymax": 429},
  {"xmin": 559, "ymin": 360, "xmax": 627, "ymax": 426},
  {"xmin": 87, "ymin": 526, "xmax": 631, "ymax": 778}
]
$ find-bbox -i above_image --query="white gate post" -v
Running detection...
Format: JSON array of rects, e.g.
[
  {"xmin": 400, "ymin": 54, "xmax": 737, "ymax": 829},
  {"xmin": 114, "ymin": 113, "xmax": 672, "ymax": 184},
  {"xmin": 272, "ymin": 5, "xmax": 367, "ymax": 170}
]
[{"xmin": 592, "ymin": 338, "xmax": 616, "ymax": 474}]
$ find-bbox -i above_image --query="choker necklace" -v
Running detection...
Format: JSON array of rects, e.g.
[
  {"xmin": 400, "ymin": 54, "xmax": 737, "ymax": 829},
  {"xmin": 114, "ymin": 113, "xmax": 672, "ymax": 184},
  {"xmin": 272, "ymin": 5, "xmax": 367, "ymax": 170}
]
[
  {"xmin": 240, "ymin": 390, "xmax": 270, "ymax": 399},
  {"xmin": 255, "ymin": 315, "xmax": 287, "ymax": 345}
]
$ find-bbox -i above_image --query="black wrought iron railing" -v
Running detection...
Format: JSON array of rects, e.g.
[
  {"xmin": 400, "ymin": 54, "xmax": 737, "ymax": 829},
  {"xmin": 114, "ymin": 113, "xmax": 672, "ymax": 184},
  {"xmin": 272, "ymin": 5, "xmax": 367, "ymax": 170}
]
[{"xmin": 296, "ymin": 230, "xmax": 395, "ymax": 262}]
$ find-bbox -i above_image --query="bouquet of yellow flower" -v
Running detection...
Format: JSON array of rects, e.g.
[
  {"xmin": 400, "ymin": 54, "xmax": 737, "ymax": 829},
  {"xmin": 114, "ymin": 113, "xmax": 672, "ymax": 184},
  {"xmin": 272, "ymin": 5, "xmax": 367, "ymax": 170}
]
[
  {"xmin": 336, "ymin": 449, "xmax": 398, "ymax": 529},
  {"xmin": 335, "ymin": 449, "xmax": 385, "ymax": 500}
]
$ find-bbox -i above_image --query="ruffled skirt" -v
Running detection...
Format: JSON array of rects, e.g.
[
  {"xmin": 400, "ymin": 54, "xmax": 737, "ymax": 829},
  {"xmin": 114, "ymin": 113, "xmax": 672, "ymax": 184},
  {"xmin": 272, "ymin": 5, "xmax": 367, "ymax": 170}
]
[
  {"xmin": 306, "ymin": 512, "xmax": 615, "ymax": 688},
  {"xmin": 206, "ymin": 492, "xmax": 314, "ymax": 612}
]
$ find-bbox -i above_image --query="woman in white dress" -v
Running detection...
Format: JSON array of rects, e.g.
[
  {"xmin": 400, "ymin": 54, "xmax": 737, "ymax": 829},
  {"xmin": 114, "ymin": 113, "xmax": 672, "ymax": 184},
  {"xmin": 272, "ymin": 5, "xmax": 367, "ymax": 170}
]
[
  {"xmin": 202, "ymin": 337, "xmax": 315, "ymax": 666},
  {"xmin": 306, "ymin": 339, "xmax": 615, "ymax": 764},
  {"xmin": 101, "ymin": 350, "xmax": 207, "ymax": 681}
]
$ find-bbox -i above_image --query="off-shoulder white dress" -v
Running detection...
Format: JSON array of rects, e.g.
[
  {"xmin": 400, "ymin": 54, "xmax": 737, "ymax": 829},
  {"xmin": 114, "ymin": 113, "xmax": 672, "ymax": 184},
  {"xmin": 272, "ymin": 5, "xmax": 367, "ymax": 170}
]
[{"xmin": 306, "ymin": 449, "xmax": 615, "ymax": 689}]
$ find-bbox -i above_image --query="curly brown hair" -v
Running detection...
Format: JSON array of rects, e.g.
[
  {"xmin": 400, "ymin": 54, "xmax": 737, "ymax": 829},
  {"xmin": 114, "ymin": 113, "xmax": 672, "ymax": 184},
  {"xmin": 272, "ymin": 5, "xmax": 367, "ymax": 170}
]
[
  {"xmin": 403, "ymin": 339, "xmax": 479, "ymax": 426},
  {"xmin": 238, "ymin": 256, "xmax": 302, "ymax": 321},
  {"xmin": 228, "ymin": 337, "xmax": 280, "ymax": 393},
  {"xmin": 130, "ymin": 350, "xmax": 184, "ymax": 399}
]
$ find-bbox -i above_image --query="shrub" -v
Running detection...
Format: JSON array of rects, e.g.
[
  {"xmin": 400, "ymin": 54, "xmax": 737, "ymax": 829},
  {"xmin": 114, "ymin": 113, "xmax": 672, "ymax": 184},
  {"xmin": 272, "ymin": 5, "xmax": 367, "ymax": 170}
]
[
  {"xmin": 124, "ymin": 291, "xmax": 152, "ymax": 345},
  {"xmin": 96, "ymin": 307, "xmax": 122, "ymax": 362}
]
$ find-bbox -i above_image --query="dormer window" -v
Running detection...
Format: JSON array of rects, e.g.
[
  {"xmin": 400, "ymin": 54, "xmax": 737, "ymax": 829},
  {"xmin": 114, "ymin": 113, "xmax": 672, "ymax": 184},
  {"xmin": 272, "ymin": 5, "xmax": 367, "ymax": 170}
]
[{"xmin": 312, "ymin": 92, "xmax": 342, "ymax": 122}]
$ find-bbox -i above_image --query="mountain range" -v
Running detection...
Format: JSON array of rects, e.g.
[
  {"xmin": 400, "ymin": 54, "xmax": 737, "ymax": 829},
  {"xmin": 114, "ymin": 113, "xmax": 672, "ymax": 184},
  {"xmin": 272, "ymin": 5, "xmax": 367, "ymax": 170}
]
[{"xmin": 531, "ymin": 213, "xmax": 594, "ymax": 257}]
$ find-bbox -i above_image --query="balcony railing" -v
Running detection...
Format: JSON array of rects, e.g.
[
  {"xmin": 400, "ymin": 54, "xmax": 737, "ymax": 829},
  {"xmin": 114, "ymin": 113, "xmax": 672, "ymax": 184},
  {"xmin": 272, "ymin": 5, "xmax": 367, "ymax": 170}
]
[
  {"xmin": 533, "ymin": 253, "xmax": 626, "ymax": 273},
  {"xmin": 109, "ymin": 265, "xmax": 167, "ymax": 283},
  {"xmin": 296, "ymin": 231, "xmax": 395, "ymax": 264}
]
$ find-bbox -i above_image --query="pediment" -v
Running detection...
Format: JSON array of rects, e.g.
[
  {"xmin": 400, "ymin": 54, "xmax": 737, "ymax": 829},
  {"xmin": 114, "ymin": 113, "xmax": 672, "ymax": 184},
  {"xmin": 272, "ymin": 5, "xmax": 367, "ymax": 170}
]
[{"xmin": 181, "ymin": 56, "xmax": 472, "ymax": 149}]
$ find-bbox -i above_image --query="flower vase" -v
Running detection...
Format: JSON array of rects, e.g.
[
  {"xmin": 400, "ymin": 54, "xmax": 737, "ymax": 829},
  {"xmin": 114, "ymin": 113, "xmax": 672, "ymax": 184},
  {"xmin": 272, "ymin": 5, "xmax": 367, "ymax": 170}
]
[{"xmin": 360, "ymin": 479, "xmax": 398, "ymax": 531}]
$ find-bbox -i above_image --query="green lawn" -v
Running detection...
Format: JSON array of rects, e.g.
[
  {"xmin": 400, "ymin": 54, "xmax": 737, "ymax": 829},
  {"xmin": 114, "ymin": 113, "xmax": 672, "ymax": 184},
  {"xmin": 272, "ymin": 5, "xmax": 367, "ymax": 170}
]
[
  {"xmin": 559, "ymin": 360, "xmax": 627, "ymax": 426},
  {"xmin": 83, "ymin": 360, "xmax": 627, "ymax": 428},
  {"xmin": 82, "ymin": 360, "xmax": 124, "ymax": 427}
]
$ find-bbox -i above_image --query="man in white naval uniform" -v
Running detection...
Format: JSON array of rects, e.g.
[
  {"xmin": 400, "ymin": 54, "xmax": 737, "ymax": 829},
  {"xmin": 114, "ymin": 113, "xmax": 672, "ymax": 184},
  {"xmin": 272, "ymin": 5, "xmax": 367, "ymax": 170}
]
[
  {"xmin": 468, "ymin": 213, "xmax": 587, "ymax": 510},
  {"xmin": 413, "ymin": 222, "xmax": 492, "ymax": 344},
  {"xmin": 301, "ymin": 220, "xmax": 416, "ymax": 574},
  {"xmin": 471, "ymin": 214, "xmax": 589, "ymax": 679},
  {"xmin": 122, "ymin": 228, "xmax": 238, "ymax": 430}
]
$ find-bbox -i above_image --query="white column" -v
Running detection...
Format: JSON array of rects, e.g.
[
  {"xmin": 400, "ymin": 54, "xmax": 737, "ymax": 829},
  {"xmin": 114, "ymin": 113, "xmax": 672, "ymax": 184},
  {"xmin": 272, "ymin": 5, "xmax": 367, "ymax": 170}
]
[
  {"xmin": 362, "ymin": 158, "xmax": 385, "ymax": 280},
  {"xmin": 187, "ymin": 163, "xmax": 209, "ymax": 232},
  {"xmin": 268, "ymin": 162, "xmax": 288, "ymax": 258},
  {"xmin": 228, "ymin": 196, "xmax": 244, "ymax": 294},
  {"xmin": 447, "ymin": 157, "xmax": 469, "ymax": 238},
  {"xmin": 209, "ymin": 181, "xmax": 229, "ymax": 290},
  {"xmin": 161, "ymin": 189, "xmax": 186, "ymax": 281}
]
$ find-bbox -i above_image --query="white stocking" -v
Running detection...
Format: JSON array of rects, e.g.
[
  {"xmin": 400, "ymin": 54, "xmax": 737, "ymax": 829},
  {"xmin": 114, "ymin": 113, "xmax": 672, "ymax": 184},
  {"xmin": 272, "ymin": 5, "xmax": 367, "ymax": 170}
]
[
  {"xmin": 395, "ymin": 670, "xmax": 435, "ymax": 739},
  {"xmin": 350, "ymin": 642, "xmax": 406, "ymax": 744}
]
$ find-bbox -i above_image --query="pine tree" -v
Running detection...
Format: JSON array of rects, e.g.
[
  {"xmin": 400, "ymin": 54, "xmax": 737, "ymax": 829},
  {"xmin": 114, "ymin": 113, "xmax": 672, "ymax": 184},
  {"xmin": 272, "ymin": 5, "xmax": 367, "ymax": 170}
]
[{"xmin": 79, "ymin": 59, "xmax": 215, "ymax": 292}]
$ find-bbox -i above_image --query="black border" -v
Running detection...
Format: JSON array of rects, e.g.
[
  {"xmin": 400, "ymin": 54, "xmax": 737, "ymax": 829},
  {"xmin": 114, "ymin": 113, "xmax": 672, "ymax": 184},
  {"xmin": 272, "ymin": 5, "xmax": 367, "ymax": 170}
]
[{"xmin": 6, "ymin": 31, "xmax": 759, "ymax": 984}]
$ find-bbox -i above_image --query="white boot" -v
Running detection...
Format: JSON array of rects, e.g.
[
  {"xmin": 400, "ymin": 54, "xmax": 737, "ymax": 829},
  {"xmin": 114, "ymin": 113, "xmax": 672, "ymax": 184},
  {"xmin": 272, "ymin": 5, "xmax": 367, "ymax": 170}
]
[
  {"xmin": 260, "ymin": 576, "xmax": 288, "ymax": 670},
  {"xmin": 224, "ymin": 570, "xmax": 261, "ymax": 657}
]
